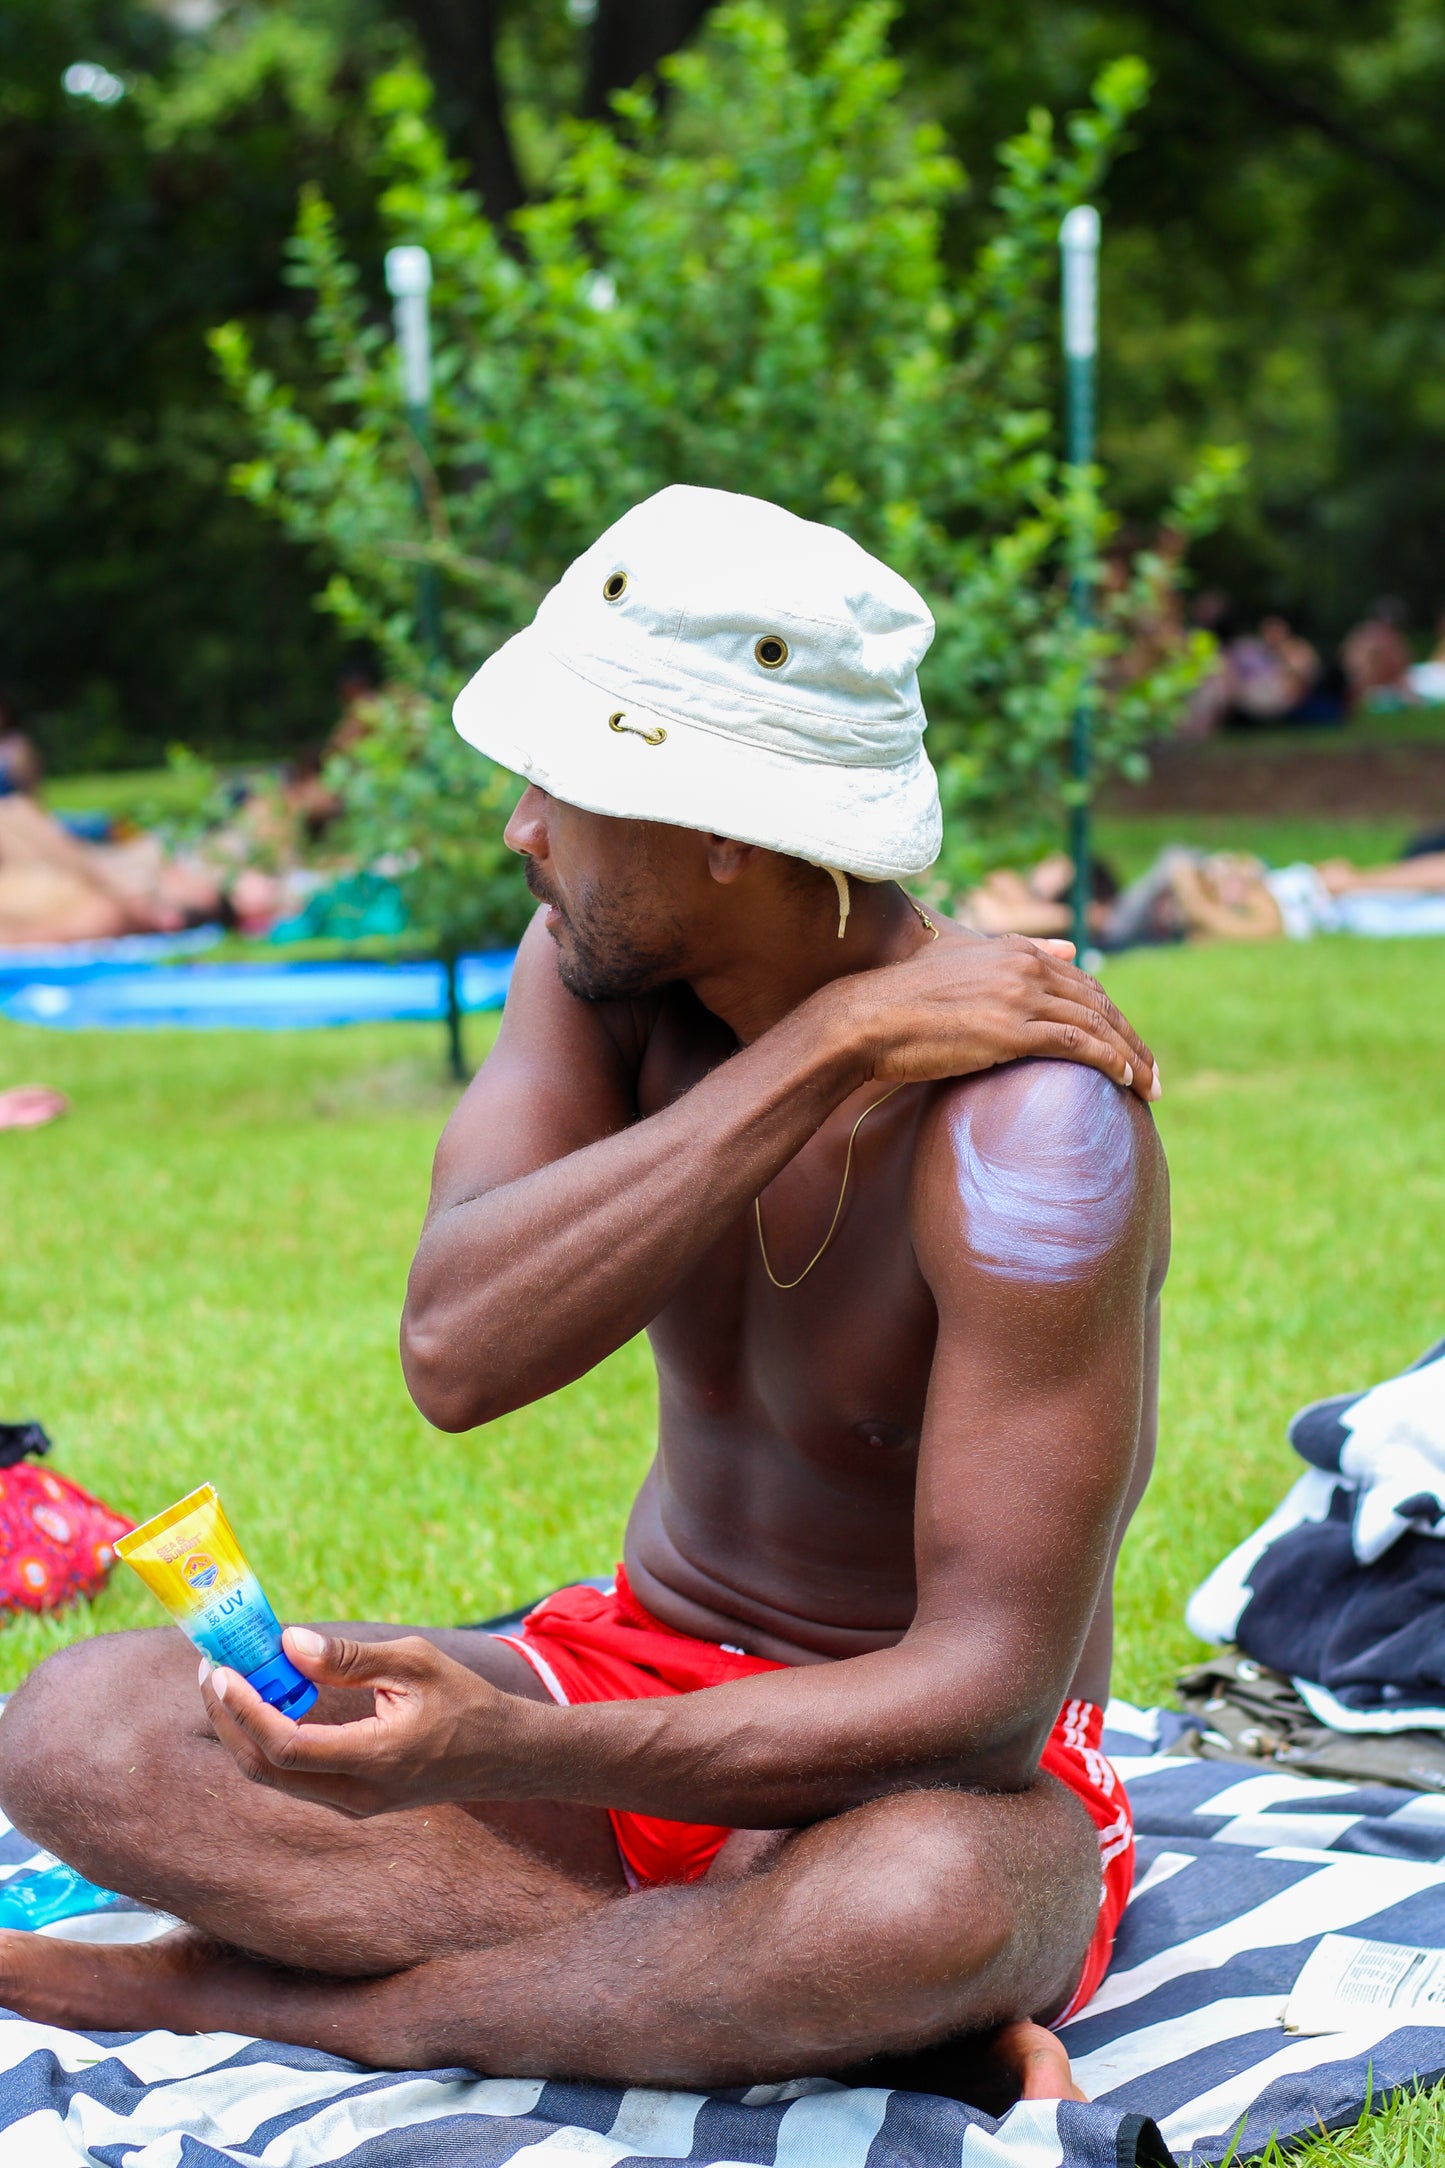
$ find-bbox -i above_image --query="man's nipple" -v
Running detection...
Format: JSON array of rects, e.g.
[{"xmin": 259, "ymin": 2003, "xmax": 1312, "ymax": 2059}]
[{"xmin": 852, "ymin": 1418, "xmax": 916, "ymax": 1454}]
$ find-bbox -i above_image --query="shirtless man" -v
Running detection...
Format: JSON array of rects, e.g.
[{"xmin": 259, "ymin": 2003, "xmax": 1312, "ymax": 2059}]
[{"xmin": 0, "ymin": 488, "xmax": 1167, "ymax": 2098}]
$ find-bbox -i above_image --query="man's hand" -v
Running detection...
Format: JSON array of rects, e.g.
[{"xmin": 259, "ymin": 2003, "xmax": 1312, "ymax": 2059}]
[
  {"xmin": 396, "ymin": 910, "xmax": 1160, "ymax": 1436},
  {"xmin": 198, "ymin": 1630, "xmax": 536, "ymax": 1818},
  {"xmin": 827, "ymin": 934, "xmax": 1160, "ymax": 1103}
]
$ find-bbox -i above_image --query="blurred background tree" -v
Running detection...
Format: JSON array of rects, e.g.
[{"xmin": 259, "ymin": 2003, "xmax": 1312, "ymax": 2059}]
[
  {"xmin": 887, "ymin": 0, "xmax": 1445, "ymax": 638},
  {"xmin": 4, "ymin": 0, "xmax": 1441, "ymax": 774},
  {"xmin": 0, "ymin": 0, "xmax": 378, "ymax": 768},
  {"xmin": 0, "ymin": 0, "xmax": 726, "ymax": 769},
  {"xmin": 212, "ymin": 4, "xmax": 1234, "ymax": 933}
]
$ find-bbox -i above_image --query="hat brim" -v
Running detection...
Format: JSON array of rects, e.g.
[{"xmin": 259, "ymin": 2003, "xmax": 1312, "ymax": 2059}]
[{"xmin": 453, "ymin": 625, "xmax": 942, "ymax": 882}]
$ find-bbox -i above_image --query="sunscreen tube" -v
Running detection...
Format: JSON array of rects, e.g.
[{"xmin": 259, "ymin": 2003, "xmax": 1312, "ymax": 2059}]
[{"xmin": 116, "ymin": 1484, "xmax": 318, "ymax": 1719}]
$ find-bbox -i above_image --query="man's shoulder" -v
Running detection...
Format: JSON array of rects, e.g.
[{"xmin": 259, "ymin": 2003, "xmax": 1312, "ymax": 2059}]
[{"xmin": 911, "ymin": 1058, "xmax": 1165, "ymax": 1289}]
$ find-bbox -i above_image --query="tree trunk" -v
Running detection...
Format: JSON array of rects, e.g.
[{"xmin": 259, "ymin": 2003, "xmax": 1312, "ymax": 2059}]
[
  {"xmin": 442, "ymin": 949, "xmax": 468, "ymax": 1083},
  {"xmin": 392, "ymin": 1, "xmax": 721, "ymax": 223},
  {"xmin": 581, "ymin": 0, "xmax": 718, "ymax": 119},
  {"xmin": 393, "ymin": 0, "xmax": 526, "ymax": 226}
]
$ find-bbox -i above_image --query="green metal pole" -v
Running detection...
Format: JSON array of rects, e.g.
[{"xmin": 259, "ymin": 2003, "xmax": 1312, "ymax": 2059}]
[
  {"xmin": 1059, "ymin": 206, "xmax": 1099, "ymax": 961},
  {"xmin": 408, "ymin": 406, "xmax": 443, "ymax": 665},
  {"xmin": 384, "ymin": 245, "xmax": 442, "ymax": 666},
  {"xmin": 442, "ymin": 949, "xmax": 465, "ymax": 1082},
  {"xmin": 385, "ymin": 246, "xmax": 464, "ymax": 1079}
]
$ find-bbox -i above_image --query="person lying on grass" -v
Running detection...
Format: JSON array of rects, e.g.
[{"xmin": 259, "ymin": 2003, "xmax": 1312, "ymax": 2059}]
[
  {"xmin": 960, "ymin": 842, "xmax": 1445, "ymax": 947},
  {"xmin": 0, "ymin": 487, "xmax": 1168, "ymax": 2105}
]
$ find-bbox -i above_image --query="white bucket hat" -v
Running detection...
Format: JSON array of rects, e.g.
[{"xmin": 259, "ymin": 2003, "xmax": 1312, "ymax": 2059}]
[{"xmin": 452, "ymin": 484, "xmax": 941, "ymax": 884}]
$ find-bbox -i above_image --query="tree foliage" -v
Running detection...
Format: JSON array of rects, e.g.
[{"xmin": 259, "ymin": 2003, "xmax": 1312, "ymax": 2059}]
[
  {"xmin": 889, "ymin": 0, "xmax": 1445, "ymax": 636},
  {"xmin": 9, "ymin": 0, "xmax": 1442, "ymax": 776},
  {"xmin": 0, "ymin": 0, "xmax": 749, "ymax": 771},
  {"xmin": 214, "ymin": 0, "xmax": 1236, "ymax": 957},
  {"xmin": 0, "ymin": 0, "xmax": 403, "ymax": 767}
]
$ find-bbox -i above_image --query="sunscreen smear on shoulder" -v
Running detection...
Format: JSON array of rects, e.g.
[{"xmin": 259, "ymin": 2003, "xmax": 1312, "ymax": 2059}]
[{"xmin": 116, "ymin": 1484, "xmax": 318, "ymax": 1718}]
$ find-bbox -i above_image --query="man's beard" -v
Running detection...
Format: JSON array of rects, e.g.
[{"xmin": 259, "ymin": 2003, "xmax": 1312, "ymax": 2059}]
[{"xmin": 524, "ymin": 858, "xmax": 686, "ymax": 1002}]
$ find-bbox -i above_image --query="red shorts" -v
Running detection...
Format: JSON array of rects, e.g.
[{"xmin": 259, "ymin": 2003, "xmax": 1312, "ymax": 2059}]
[{"xmin": 496, "ymin": 1571, "xmax": 1133, "ymax": 2020}]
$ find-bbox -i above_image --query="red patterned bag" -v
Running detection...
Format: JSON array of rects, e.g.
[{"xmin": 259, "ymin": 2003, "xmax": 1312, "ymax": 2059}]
[{"xmin": 0, "ymin": 1425, "xmax": 133, "ymax": 1613}]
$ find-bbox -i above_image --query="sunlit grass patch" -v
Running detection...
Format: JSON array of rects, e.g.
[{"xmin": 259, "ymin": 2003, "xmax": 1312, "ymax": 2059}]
[{"xmin": 3, "ymin": 936, "xmax": 1445, "ymax": 2158}]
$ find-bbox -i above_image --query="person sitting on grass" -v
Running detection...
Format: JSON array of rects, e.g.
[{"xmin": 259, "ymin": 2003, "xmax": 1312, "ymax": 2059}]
[{"xmin": 0, "ymin": 488, "xmax": 1168, "ymax": 2104}]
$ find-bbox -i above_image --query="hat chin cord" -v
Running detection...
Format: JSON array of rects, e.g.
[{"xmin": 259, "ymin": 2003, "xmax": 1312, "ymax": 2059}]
[
  {"xmin": 823, "ymin": 866, "xmax": 852, "ymax": 938},
  {"xmin": 811, "ymin": 864, "xmax": 940, "ymax": 944}
]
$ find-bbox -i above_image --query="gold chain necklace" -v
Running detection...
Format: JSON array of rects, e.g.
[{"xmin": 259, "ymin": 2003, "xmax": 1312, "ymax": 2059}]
[{"xmin": 754, "ymin": 895, "xmax": 939, "ymax": 1290}]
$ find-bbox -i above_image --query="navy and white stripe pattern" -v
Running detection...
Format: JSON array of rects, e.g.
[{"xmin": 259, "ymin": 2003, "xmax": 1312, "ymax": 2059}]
[{"xmin": 4, "ymin": 1702, "xmax": 1445, "ymax": 2166}]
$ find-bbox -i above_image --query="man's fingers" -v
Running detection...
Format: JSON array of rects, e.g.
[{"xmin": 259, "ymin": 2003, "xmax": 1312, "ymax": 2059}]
[
  {"xmin": 199, "ymin": 1668, "xmax": 298, "ymax": 1786},
  {"xmin": 1006, "ymin": 935, "xmax": 1154, "ymax": 1073},
  {"xmin": 203, "ymin": 1694, "xmax": 378, "ymax": 1816},
  {"xmin": 281, "ymin": 1627, "xmax": 440, "ymax": 1690},
  {"xmin": 1028, "ymin": 1001, "xmax": 1149, "ymax": 1096},
  {"xmin": 1032, "ymin": 1024, "xmax": 1153, "ymax": 1102},
  {"xmin": 203, "ymin": 1665, "xmax": 311, "ymax": 1768},
  {"xmin": 1033, "ymin": 965, "xmax": 1159, "ymax": 1099},
  {"xmin": 1067, "ymin": 971, "xmax": 1155, "ymax": 1081},
  {"xmin": 203, "ymin": 1662, "xmax": 390, "ymax": 1779}
]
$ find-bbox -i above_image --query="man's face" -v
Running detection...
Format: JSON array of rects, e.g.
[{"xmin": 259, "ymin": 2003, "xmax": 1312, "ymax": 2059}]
[{"xmin": 505, "ymin": 787, "xmax": 691, "ymax": 1002}]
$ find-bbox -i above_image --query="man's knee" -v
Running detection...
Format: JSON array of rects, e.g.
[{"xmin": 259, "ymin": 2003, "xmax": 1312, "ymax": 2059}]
[
  {"xmin": 770, "ymin": 1781, "xmax": 1099, "ymax": 2047},
  {"xmin": 823, "ymin": 1789, "xmax": 1018, "ymax": 1965},
  {"xmin": 0, "ymin": 1629, "xmax": 190, "ymax": 1844}
]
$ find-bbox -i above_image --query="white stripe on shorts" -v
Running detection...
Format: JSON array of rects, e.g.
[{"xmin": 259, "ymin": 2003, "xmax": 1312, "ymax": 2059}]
[{"xmin": 491, "ymin": 1632, "xmax": 571, "ymax": 1706}]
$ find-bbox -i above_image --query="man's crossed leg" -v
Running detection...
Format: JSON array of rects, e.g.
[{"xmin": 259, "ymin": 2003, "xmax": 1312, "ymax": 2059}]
[{"xmin": 0, "ymin": 1624, "xmax": 1099, "ymax": 2093}]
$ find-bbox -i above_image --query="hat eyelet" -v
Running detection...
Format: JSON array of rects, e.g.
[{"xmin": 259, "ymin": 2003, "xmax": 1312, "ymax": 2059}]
[
  {"xmin": 603, "ymin": 571, "xmax": 628, "ymax": 602},
  {"xmin": 754, "ymin": 634, "xmax": 789, "ymax": 669},
  {"xmin": 609, "ymin": 710, "xmax": 666, "ymax": 747}
]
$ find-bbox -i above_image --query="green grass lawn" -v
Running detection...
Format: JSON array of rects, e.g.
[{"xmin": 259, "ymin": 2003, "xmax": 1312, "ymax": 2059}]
[
  {"xmin": 44, "ymin": 760, "xmax": 270, "ymax": 827},
  {"xmin": 2, "ymin": 936, "xmax": 1444, "ymax": 2158},
  {"xmin": 1092, "ymin": 813, "xmax": 1412, "ymax": 883},
  {"xmin": 0, "ymin": 1019, "xmax": 657, "ymax": 1671}
]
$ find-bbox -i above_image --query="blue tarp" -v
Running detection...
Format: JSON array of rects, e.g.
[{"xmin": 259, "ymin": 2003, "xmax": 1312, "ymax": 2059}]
[
  {"xmin": 0, "ymin": 926, "xmax": 223, "ymax": 994},
  {"xmin": 1, "ymin": 951, "xmax": 515, "ymax": 1030}
]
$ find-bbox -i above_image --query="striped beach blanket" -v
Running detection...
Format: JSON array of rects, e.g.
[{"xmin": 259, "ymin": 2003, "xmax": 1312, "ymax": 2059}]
[{"xmin": 4, "ymin": 1700, "xmax": 1445, "ymax": 2166}]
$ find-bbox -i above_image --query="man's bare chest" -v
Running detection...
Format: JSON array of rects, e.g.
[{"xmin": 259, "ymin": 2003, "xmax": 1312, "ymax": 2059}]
[
  {"xmin": 634, "ymin": 999, "xmax": 939, "ymax": 1461},
  {"xmin": 644, "ymin": 1164, "xmax": 938, "ymax": 1471}
]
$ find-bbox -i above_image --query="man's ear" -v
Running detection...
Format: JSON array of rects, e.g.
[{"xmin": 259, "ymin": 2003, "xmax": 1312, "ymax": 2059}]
[{"xmin": 704, "ymin": 836, "xmax": 762, "ymax": 887}]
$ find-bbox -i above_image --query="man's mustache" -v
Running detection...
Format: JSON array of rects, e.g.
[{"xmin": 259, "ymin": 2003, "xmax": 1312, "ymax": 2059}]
[{"xmin": 524, "ymin": 860, "xmax": 567, "ymax": 920}]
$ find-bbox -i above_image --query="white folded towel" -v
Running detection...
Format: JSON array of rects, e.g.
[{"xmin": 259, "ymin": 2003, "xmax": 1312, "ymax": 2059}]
[{"xmin": 1339, "ymin": 1352, "xmax": 1445, "ymax": 1563}]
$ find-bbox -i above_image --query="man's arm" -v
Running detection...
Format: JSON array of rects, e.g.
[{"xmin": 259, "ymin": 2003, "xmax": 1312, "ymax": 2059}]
[
  {"xmin": 502, "ymin": 1063, "xmax": 1164, "ymax": 1822},
  {"xmin": 403, "ymin": 913, "xmax": 1158, "ymax": 1430},
  {"xmin": 209, "ymin": 1062, "xmax": 1166, "ymax": 1826}
]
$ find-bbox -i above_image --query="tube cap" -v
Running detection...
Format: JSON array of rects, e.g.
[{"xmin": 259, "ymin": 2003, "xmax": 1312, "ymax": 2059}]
[{"xmin": 246, "ymin": 1650, "xmax": 319, "ymax": 1719}]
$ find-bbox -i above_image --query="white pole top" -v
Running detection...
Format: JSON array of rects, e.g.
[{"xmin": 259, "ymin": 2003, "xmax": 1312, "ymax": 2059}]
[
  {"xmin": 384, "ymin": 247, "xmax": 433, "ymax": 409},
  {"xmin": 1059, "ymin": 205, "xmax": 1100, "ymax": 254},
  {"xmin": 384, "ymin": 245, "xmax": 432, "ymax": 298},
  {"xmin": 1059, "ymin": 205, "xmax": 1100, "ymax": 361}
]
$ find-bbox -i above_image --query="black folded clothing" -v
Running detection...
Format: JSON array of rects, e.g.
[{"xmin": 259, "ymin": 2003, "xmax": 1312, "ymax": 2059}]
[
  {"xmin": 1238, "ymin": 1481, "xmax": 1445, "ymax": 1716},
  {"xmin": 1289, "ymin": 1332, "xmax": 1445, "ymax": 1473}
]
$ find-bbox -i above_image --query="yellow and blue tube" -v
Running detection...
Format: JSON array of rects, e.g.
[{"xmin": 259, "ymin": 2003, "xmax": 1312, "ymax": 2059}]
[{"xmin": 115, "ymin": 1484, "xmax": 318, "ymax": 1719}]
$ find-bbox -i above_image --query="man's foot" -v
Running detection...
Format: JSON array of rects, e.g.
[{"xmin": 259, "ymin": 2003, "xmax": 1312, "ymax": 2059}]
[
  {"xmin": 0, "ymin": 1926, "xmax": 266, "ymax": 2038},
  {"xmin": 992, "ymin": 2018, "xmax": 1087, "ymax": 2102}
]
